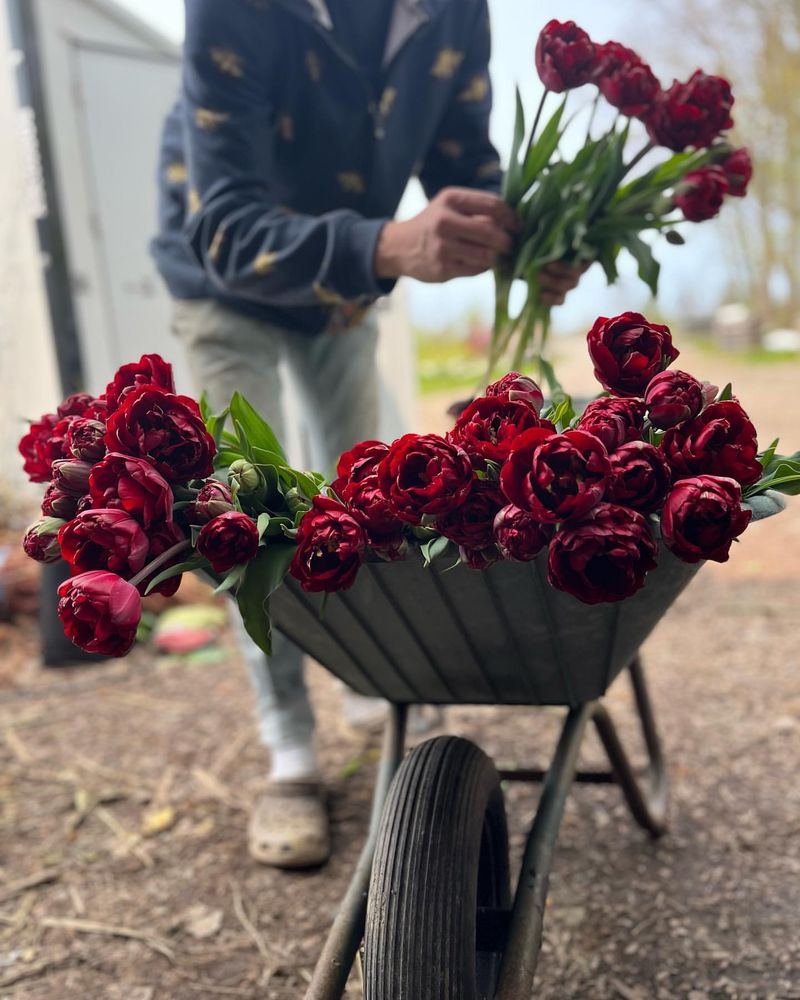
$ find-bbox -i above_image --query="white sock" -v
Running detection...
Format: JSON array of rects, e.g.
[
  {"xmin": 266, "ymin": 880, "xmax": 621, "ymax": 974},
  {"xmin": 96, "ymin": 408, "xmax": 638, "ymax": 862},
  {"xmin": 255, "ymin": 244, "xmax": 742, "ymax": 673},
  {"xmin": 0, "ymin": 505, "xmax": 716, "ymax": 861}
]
[{"xmin": 269, "ymin": 744, "xmax": 319, "ymax": 782}]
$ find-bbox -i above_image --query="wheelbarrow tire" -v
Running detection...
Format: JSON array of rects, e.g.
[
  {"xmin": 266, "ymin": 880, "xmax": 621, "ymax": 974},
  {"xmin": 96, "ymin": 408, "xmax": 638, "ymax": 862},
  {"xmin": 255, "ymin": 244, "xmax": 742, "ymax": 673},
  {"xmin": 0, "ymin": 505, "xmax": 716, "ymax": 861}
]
[{"xmin": 364, "ymin": 736, "xmax": 510, "ymax": 1000}]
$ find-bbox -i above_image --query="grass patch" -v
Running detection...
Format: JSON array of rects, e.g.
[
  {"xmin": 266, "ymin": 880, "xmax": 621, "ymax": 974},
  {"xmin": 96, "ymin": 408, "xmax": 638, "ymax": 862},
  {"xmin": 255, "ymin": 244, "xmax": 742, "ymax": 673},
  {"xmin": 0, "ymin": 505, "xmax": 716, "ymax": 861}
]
[
  {"xmin": 416, "ymin": 329, "xmax": 572, "ymax": 396},
  {"xmin": 416, "ymin": 332, "xmax": 487, "ymax": 395},
  {"xmin": 689, "ymin": 335, "xmax": 800, "ymax": 366}
]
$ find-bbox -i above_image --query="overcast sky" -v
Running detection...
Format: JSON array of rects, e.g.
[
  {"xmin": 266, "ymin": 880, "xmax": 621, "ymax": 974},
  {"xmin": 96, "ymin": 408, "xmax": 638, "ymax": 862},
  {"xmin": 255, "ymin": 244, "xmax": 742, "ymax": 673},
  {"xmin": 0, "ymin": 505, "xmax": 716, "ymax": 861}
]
[{"xmin": 116, "ymin": 0, "xmax": 729, "ymax": 332}]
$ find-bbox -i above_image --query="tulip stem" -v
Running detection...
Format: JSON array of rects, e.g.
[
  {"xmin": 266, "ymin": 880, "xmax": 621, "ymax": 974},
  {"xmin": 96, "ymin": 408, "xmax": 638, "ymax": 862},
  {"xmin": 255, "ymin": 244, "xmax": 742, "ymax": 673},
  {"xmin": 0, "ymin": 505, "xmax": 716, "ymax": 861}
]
[
  {"xmin": 622, "ymin": 141, "xmax": 655, "ymax": 178},
  {"xmin": 129, "ymin": 539, "xmax": 192, "ymax": 589},
  {"xmin": 523, "ymin": 90, "xmax": 549, "ymax": 169},
  {"xmin": 585, "ymin": 93, "xmax": 601, "ymax": 144}
]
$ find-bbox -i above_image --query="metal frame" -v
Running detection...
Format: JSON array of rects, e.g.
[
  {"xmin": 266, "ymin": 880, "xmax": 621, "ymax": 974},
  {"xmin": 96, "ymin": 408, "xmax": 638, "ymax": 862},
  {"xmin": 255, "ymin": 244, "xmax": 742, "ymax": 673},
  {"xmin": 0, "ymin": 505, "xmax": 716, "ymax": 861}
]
[{"xmin": 305, "ymin": 656, "xmax": 667, "ymax": 999}]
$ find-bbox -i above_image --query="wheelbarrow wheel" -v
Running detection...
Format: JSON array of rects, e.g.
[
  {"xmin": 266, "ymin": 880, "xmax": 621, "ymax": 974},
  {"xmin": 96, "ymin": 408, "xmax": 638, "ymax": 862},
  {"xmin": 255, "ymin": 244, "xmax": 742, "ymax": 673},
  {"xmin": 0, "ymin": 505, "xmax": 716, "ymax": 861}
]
[{"xmin": 364, "ymin": 736, "xmax": 510, "ymax": 1000}]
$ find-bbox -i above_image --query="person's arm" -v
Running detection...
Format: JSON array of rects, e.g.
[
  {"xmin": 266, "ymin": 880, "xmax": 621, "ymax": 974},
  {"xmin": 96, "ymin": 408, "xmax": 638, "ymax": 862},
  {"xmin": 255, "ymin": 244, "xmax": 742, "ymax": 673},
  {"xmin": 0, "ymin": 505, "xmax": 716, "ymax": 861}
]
[
  {"xmin": 182, "ymin": 0, "xmax": 392, "ymax": 307},
  {"xmin": 418, "ymin": 0, "xmax": 502, "ymax": 199},
  {"xmin": 157, "ymin": 102, "xmax": 191, "ymax": 238},
  {"xmin": 401, "ymin": 1, "xmax": 584, "ymax": 304}
]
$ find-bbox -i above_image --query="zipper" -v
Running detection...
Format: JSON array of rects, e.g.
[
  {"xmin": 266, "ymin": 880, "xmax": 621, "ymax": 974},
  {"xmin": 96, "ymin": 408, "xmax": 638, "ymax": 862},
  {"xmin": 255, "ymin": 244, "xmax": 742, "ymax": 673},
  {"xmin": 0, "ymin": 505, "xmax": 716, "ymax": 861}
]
[
  {"xmin": 271, "ymin": 0, "xmax": 439, "ymax": 214},
  {"xmin": 272, "ymin": 0, "xmax": 436, "ymax": 139}
]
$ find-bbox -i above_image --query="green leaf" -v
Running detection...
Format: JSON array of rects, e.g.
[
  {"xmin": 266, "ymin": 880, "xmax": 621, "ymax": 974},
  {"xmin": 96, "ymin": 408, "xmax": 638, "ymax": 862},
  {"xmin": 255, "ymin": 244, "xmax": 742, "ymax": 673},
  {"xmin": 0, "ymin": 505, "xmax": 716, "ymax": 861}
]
[
  {"xmin": 289, "ymin": 468, "xmax": 324, "ymax": 501},
  {"xmin": 260, "ymin": 464, "xmax": 283, "ymax": 502},
  {"xmin": 717, "ymin": 383, "xmax": 733, "ymax": 402},
  {"xmin": 597, "ymin": 243, "xmax": 620, "ymax": 284},
  {"xmin": 761, "ymin": 474, "xmax": 800, "ymax": 496},
  {"xmin": 623, "ymin": 233, "xmax": 660, "ymax": 297},
  {"xmin": 587, "ymin": 126, "xmax": 629, "ymax": 217},
  {"xmin": 758, "ymin": 455, "xmax": 800, "ymax": 495},
  {"xmin": 200, "ymin": 395, "xmax": 230, "ymax": 446},
  {"xmin": 760, "ymin": 448, "xmax": 798, "ymax": 480},
  {"xmin": 249, "ymin": 447, "xmax": 287, "ymax": 472},
  {"xmin": 265, "ymin": 515, "xmax": 294, "ymax": 536},
  {"xmin": 549, "ymin": 394, "xmax": 576, "ymax": 432},
  {"xmin": 744, "ymin": 452, "xmax": 800, "ymax": 498},
  {"xmin": 199, "ymin": 391, "xmax": 211, "ymax": 423},
  {"xmin": 144, "ymin": 555, "xmax": 211, "ymax": 596},
  {"xmin": 229, "ymin": 392, "xmax": 288, "ymax": 465},
  {"xmin": 232, "ymin": 418, "xmax": 254, "ymax": 463},
  {"xmin": 236, "ymin": 543, "xmax": 296, "ymax": 656},
  {"xmin": 421, "ymin": 535, "xmax": 450, "ymax": 568},
  {"xmin": 411, "ymin": 524, "xmax": 438, "ymax": 542},
  {"xmin": 256, "ymin": 512, "xmax": 271, "ymax": 540},
  {"xmin": 522, "ymin": 96, "xmax": 567, "ymax": 189},
  {"xmin": 484, "ymin": 460, "xmax": 501, "ymax": 482},
  {"xmin": 538, "ymin": 358, "xmax": 563, "ymax": 396},
  {"xmin": 615, "ymin": 148, "xmax": 710, "ymax": 204},
  {"xmin": 440, "ymin": 555, "xmax": 464, "ymax": 574},
  {"xmin": 39, "ymin": 516, "xmax": 66, "ymax": 535},
  {"xmin": 215, "ymin": 447, "xmax": 243, "ymax": 469},
  {"xmin": 214, "ymin": 562, "xmax": 248, "ymax": 595},
  {"xmin": 502, "ymin": 86, "xmax": 526, "ymax": 204},
  {"xmin": 757, "ymin": 438, "xmax": 780, "ymax": 472}
]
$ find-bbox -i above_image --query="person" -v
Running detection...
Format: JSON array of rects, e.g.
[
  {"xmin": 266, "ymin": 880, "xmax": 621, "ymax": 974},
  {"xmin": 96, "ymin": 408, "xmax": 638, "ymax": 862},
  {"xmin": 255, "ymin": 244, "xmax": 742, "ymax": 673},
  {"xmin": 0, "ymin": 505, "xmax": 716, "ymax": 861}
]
[{"xmin": 151, "ymin": 0, "xmax": 584, "ymax": 870}]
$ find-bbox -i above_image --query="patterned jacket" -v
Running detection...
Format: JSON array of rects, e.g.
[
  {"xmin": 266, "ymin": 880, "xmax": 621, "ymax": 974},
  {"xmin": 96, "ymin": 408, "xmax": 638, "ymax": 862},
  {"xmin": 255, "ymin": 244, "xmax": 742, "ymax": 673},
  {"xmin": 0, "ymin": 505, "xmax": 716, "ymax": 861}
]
[{"xmin": 151, "ymin": 0, "xmax": 502, "ymax": 334}]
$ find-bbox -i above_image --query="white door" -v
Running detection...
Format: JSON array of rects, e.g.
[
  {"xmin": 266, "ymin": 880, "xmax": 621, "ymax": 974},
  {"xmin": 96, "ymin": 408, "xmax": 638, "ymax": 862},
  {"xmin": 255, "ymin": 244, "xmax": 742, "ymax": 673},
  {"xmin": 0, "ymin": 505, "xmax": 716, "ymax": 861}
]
[{"xmin": 71, "ymin": 40, "xmax": 192, "ymax": 391}]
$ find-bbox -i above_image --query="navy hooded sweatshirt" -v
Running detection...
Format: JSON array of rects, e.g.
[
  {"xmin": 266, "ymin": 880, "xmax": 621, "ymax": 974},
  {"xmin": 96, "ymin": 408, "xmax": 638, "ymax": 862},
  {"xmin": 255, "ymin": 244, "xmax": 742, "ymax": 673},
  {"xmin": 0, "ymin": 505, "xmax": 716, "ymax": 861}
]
[{"xmin": 151, "ymin": 0, "xmax": 502, "ymax": 334}]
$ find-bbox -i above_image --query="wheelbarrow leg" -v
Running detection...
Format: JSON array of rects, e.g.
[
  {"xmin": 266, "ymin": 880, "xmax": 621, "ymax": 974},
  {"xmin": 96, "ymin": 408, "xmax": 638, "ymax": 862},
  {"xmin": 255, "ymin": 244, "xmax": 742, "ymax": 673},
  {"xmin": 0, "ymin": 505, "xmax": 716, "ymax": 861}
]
[
  {"xmin": 305, "ymin": 704, "xmax": 407, "ymax": 1000},
  {"xmin": 494, "ymin": 703, "xmax": 596, "ymax": 1000},
  {"xmin": 592, "ymin": 657, "xmax": 668, "ymax": 837}
]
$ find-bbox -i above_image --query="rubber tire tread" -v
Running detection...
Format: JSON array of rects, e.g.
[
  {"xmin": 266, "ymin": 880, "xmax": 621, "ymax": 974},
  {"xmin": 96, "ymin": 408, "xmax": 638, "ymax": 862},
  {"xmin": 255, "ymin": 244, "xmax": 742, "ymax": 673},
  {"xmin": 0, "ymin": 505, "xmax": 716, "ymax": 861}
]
[{"xmin": 364, "ymin": 736, "xmax": 510, "ymax": 1000}]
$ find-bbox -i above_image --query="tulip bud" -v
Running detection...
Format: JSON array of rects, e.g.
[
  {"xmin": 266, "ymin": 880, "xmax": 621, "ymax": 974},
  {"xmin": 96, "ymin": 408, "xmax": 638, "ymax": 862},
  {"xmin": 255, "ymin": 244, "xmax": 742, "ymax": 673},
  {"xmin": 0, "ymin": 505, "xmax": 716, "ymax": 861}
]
[
  {"xmin": 228, "ymin": 460, "xmax": 267, "ymax": 501},
  {"xmin": 51, "ymin": 459, "xmax": 92, "ymax": 496},
  {"xmin": 493, "ymin": 504, "xmax": 552, "ymax": 562},
  {"xmin": 701, "ymin": 381, "xmax": 719, "ymax": 407},
  {"xmin": 41, "ymin": 481, "xmax": 79, "ymax": 520},
  {"xmin": 284, "ymin": 487, "xmax": 312, "ymax": 517},
  {"xmin": 57, "ymin": 392, "xmax": 95, "ymax": 418},
  {"xmin": 197, "ymin": 511, "xmax": 260, "ymax": 574},
  {"xmin": 23, "ymin": 517, "xmax": 65, "ymax": 563},
  {"xmin": 644, "ymin": 370, "xmax": 704, "ymax": 430},
  {"xmin": 192, "ymin": 480, "xmax": 235, "ymax": 524},
  {"xmin": 68, "ymin": 418, "xmax": 107, "ymax": 462},
  {"xmin": 485, "ymin": 372, "xmax": 545, "ymax": 414}
]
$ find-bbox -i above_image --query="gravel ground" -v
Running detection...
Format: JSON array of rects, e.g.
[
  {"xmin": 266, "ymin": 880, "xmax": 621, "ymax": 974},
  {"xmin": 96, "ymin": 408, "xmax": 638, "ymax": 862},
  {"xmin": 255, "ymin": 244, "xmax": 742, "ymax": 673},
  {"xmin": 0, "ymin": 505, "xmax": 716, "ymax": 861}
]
[{"xmin": 0, "ymin": 338, "xmax": 798, "ymax": 999}]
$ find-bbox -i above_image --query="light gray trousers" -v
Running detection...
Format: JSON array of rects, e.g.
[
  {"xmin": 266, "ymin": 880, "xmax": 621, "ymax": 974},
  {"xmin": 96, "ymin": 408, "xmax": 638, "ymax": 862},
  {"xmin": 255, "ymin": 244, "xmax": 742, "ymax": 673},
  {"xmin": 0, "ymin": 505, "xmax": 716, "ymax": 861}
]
[{"xmin": 171, "ymin": 298, "xmax": 379, "ymax": 753}]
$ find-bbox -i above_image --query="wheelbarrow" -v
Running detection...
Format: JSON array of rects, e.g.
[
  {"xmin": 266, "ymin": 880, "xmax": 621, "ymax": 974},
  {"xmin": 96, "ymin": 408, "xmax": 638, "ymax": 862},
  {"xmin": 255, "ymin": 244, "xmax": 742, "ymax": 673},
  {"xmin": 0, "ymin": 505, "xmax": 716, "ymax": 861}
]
[{"xmin": 268, "ymin": 493, "xmax": 783, "ymax": 999}]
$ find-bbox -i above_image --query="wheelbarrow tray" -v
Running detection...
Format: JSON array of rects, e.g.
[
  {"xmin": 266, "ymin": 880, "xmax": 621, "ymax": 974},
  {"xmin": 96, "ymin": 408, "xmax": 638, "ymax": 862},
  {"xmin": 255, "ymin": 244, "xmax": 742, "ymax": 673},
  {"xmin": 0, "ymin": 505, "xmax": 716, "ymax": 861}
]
[
  {"xmin": 270, "ymin": 542, "xmax": 696, "ymax": 707},
  {"xmin": 270, "ymin": 493, "xmax": 784, "ymax": 708}
]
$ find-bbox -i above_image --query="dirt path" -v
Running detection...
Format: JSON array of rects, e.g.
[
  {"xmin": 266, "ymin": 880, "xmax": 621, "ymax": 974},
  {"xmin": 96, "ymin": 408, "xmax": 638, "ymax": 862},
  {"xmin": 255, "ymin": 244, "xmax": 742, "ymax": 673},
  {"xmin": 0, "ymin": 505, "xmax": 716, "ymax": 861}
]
[
  {"xmin": 1, "ymin": 559, "xmax": 798, "ymax": 999},
  {"xmin": 1, "ymin": 339, "xmax": 798, "ymax": 999}
]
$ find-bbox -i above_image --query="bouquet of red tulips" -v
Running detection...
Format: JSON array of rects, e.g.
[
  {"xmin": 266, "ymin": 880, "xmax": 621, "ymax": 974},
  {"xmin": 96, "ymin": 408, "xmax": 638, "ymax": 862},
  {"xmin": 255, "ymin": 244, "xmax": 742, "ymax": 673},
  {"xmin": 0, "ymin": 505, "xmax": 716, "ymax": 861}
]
[
  {"xmin": 19, "ymin": 314, "xmax": 799, "ymax": 660},
  {"xmin": 494, "ymin": 19, "xmax": 753, "ymax": 376}
]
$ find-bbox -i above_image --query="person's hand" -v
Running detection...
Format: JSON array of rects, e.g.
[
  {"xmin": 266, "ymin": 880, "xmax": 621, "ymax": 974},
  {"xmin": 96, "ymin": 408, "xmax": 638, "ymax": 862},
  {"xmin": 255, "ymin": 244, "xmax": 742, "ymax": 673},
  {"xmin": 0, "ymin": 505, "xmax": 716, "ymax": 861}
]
[
  {"xmin": 539, "ymin": 260, "xmax": 591, "ymax": 306},
  {"xmin": 374, "ymin": 187, "xmax": 518, "ymax": 283}
]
